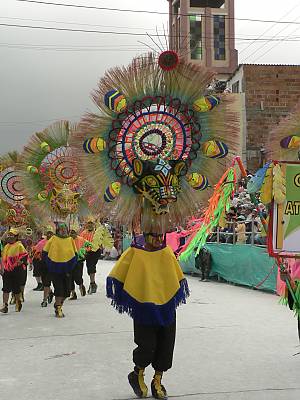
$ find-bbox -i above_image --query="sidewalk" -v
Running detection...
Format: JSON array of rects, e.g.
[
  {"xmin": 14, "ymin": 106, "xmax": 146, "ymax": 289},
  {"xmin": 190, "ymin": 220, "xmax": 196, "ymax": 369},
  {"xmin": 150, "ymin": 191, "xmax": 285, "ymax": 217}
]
[{"xmin": 0, "ymin": 260, "xmax": 299, "ymax": 400}]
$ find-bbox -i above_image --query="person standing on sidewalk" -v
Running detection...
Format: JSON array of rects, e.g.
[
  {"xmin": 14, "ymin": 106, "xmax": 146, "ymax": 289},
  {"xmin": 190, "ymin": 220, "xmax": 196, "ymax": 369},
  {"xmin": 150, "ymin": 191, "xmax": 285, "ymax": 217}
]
[
  {"xmin": 236, "ymin": 215, "xmax": 246, "ymax": 244},
  {"xmin": 195, "ymin": 247, "xmax": 212, "ymax": 281},
  {"xmin": 0, "ymin": 228, "xmax": 28, "ymax": 314}
]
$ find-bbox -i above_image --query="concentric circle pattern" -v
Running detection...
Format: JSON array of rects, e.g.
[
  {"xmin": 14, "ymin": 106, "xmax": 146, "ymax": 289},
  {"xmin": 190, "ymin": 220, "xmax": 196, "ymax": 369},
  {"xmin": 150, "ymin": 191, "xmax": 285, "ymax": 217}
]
[
  {"xmin": 158, "ymin": 50, "xmax": 179, "ymax": 71},
  {"xmin": 108, "ymin": 96, "xmax": 201, "ymax": 184},
  {"xmin": 0, "ymin": 167, "xmax": 24, "ymax": 204},
  {"xmin": 40, "ymin": 146, "xmax": 79, "ymax": 188}
]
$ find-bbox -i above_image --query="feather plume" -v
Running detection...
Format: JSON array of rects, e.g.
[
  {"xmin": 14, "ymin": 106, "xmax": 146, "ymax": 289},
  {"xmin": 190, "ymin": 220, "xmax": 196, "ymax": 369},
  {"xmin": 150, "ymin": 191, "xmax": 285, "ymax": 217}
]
[
  {"xmin": 17, "ymin": 121, "xmax": 87, "ymax": 221},
  {"xmin": 179, "ymin": 166, "xmax": 237, "ymax": 261},
  {"xmin": 71, "ymin": 52, "xmax": 242, "ymax": 231},
  {"xmin": 266, "ymin": 102, "xmax": 300, "ymax": 161}
]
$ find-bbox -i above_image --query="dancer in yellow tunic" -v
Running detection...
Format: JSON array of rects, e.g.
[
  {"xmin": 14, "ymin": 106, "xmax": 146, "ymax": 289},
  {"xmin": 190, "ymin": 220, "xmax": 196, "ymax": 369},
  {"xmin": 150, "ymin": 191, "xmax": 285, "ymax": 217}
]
[
  {"xmin": 43, "ymin": 222, "xmax": 77, "ymax": 318},
  {"xmin": 72, "ymin": 46, "xmax": 241, "ymax": 399},
  {"xmin": 107, "ymin": 232, "xmax": 189, "ymax": 399}
]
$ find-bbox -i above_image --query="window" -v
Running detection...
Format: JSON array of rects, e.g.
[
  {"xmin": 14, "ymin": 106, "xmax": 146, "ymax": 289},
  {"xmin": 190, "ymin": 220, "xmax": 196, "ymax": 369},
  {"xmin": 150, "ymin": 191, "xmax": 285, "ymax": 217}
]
[
  {"xmin": 173, "ymin": 0, "xmax": 179, "ymax": 15},
  {"xmin": 232, "ymin": 81, "xmax": 239, "ymax": 93},
  {"xmin": 214, "ymin": 15, "xmax": 226, "ymax": 60},
  {"xmin": 190, "ymin": 0, "xmax": 225, "ymax": 8},
  {"xmin": 189, "ymin": 15, "xmax": 202, "ymax": 60}
]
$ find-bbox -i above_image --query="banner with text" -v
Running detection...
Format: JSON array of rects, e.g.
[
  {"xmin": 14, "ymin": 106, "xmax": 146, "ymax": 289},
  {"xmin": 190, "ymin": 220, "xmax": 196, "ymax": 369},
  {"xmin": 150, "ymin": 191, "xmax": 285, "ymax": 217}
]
[{"xmin": 272, "ymin": 162, "xmax": 300, "ymax": 256}]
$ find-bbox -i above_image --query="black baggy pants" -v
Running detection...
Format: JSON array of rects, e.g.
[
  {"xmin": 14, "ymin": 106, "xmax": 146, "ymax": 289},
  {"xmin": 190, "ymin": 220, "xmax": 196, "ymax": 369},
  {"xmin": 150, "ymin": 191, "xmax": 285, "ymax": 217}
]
[
  {"xmin": 133, "ymin": 316, "xmax": 176, "ymax": 372},
  {"xmin": 50, "ymin": 272, "xmax": 72, "ymax": 298},
  {"xmin": 70, "ymin": 261, "xmax": 84, "ymax": 290},
  {"xmin": 2, "ymin": 266, "xmax": 23, "ymax": 294},
  {"xmin": 85, "ymin": 249, "xmax": 101, "ymax": 275}
]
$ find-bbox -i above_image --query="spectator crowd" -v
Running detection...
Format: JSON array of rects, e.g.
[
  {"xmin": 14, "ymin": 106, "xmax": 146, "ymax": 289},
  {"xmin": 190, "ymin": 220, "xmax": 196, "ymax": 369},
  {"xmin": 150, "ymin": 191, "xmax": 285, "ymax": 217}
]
[{"xmin": 207, "ymin": 178, "xmax": 268, "ymax": 246}]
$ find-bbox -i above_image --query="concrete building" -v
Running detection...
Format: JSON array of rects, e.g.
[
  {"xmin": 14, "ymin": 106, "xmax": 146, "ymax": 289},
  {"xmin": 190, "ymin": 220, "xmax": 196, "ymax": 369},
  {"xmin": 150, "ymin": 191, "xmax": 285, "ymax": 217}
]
[
  {"xmin": 167, "ymin": 0, "xmax": 238, "ymax": 80},
  {"xmin": 167, "ymin": 2, "xmax": 300, "ymax": 171},
  {"xmin": 227, "ymin": 64, "xmax": 300, "ymax": 171}
]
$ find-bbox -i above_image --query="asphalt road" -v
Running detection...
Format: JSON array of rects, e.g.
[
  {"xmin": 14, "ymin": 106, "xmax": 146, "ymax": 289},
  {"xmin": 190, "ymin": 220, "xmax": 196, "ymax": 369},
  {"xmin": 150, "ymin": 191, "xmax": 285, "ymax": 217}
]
[{"xmin": 0, "ymin": 260, "xmax": 299, "ymax": 400}]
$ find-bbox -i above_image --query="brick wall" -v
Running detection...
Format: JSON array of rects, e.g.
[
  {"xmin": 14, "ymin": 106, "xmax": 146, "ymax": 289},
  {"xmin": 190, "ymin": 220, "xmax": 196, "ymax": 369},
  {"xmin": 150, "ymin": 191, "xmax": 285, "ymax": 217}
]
[{"xmin": 243, "ymin": 65, "xmax": 300, "ymax": 171}]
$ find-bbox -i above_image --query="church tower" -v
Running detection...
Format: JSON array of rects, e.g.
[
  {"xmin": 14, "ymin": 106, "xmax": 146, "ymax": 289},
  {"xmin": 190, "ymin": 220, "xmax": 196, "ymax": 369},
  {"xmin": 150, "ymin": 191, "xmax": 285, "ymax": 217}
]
[{"xmin": 167, "ymin": 0, "xmax": 238, "ymax": 80}]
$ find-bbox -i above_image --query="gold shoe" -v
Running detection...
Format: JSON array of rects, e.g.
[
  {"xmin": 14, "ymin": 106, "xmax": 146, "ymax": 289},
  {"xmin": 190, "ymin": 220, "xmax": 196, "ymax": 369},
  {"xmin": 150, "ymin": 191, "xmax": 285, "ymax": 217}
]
[
  {"xmin": 151, "ymin": 372, "xmax": 168, "ymax": 400},
  {"xmin": 128, "ymin": 367, "xmax": 148, "ymax": 398},
  {"xmin": 15, "ymin": 295, "xmax": 22, "ymax": 312},
  {"xmin": 54, "ymin": 305, "xmax": 65, "ymax": 318}
]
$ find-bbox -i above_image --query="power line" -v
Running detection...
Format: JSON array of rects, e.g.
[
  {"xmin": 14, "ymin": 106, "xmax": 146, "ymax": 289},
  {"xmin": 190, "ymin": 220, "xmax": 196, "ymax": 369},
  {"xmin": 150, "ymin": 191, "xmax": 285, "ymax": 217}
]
[
  {"xmin": 14, "ymin": 0, "xmax": 300, "ymax": 25},
  {"xmin": 2, "ymin": 16, "xmax": 294, "ymax": 39},
  {"xmin": 239, "ymin": 3, "xmax": 300, "ymax": 55},
  {"xmin": 0, "ymin": 22, "xmax": 169, "ymax": 36},
  {"xmin": 0, "ymin": 41, "xmax": 147, "ymax": 48},
  {"xmin": 241, "ymin": 11, "xmax": 300, "ymax": 63},
  {"xmin": 252, "ymin": 23, "xmax": 300, "ymax": 63},
  {"xmin": 0, "ymin": 15, "xmax": 166, "ymax": 32},
  {"xmin": 0, "ymin": 42, "xmax": 148, "ymax": 51},
  {"xmin": 1, "ymin": 46, "xmax": 148, "ymax": 52},
  {"xmin": 3, "ymin": 23, "xmax": 300, "ymax": 42},
  {"xmin": 15, "ymin": 0, "xmax": 170, "ymax": 16}
]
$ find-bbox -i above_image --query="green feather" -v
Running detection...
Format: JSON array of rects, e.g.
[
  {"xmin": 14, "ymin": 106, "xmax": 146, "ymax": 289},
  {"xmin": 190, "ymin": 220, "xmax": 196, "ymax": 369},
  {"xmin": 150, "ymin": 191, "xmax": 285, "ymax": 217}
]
[{"xmin": 179, "ymin": 168, "xmax": 235, "ymax": 262}]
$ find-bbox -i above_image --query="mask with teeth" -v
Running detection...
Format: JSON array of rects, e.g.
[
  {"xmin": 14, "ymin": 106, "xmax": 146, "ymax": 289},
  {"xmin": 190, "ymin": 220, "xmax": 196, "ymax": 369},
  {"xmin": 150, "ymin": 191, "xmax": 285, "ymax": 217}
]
[{"xmin": 132, "ymin": 158, "xmax": 187, "ymax": 215}]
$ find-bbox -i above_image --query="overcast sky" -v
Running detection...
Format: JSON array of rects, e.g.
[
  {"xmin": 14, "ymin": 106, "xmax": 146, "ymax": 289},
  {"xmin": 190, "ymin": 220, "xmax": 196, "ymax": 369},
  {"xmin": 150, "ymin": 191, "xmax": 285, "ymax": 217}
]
[{"xmin": 1, "ymin": 0, "xmax": 300, "ymax": 155}]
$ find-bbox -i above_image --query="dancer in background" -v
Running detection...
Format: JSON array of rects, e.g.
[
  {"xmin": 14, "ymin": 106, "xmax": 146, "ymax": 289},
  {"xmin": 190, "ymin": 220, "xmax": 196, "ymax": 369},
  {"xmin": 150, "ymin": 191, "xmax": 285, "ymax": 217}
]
[
  {"xmin": 80, "ymin": 218, "xmax": 101, "ymax": 294},
  {"xmin": 32, "ymin": 225, "xmax": 55, "ymax": 307},
  {"xmin": 43, "ymin": 223, "xmax": 77, "ymax": 318},
  {"xmin": 31, "ymin": 231, "xmax": 44, "ymax": 291},
  {"xmin": 69, "ymin": 223, "xmax": 90, "ymax": 300},
  {"xmin": 0, "ymin": 228, "xmax": 28, "ymax": 314}
]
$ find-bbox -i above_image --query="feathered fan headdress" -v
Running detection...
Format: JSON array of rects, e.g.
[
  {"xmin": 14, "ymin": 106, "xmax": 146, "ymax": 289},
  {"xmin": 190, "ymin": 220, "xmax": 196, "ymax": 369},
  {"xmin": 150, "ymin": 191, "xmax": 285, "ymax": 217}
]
[
  {"xmin": 18, "ymin": 120, "xmax": 86, "ymax": 222},
  {"xmin": 266, "ymin": 102, "xmax": 300, "ymax": 161},
  {"xmin": 0, "ymin": 152, "xmax": 24, "ymax": 205},
  {"xmin": 0, "ymin": 152, "xmax": 31, "ymax": 228},
  {"xmin": 72, "ymin": 51, "xmax": 242, "ymax": 233}
]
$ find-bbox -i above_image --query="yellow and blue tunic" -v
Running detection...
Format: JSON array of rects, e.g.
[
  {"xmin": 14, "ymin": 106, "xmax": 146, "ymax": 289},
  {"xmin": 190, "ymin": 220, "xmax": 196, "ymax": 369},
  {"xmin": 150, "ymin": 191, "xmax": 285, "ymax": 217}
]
[
  {"xmin": 106, "ymin": 245, "xmax": 189, "ymax": 326},
  {"xmin": 43, "ymin": 235, "xmax": 77, "ymax": 274}
]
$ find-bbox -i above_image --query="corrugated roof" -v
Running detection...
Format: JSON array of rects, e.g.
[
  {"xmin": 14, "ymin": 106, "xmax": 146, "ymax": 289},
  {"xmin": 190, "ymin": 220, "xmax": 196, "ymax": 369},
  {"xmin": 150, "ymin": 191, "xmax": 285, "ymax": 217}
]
[
  {"xmin": 241, "ymin": 63, "xmax": 300, "ymax": 67},
  {"xmin": 227, "ymin": 63, "xmax": 300, "ymax": 81}
]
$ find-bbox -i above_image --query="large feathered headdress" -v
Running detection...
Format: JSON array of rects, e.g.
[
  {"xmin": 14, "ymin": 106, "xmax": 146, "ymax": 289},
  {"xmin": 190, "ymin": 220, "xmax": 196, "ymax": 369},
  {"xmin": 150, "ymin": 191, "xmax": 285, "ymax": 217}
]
[
  {"xmin": 0, "ymin": 152, "xmax": 31, "ymax": 228},
  {"xmin": 266, "ymin": 102, "xmax": 300, "ymax": 161},
  {"xmin": 72, "ymin": 51, "xmax": 242, "ymax": 232},
  {"xmin": 17, "ymin": 120, "xmax": 86, "ymax": 221}
]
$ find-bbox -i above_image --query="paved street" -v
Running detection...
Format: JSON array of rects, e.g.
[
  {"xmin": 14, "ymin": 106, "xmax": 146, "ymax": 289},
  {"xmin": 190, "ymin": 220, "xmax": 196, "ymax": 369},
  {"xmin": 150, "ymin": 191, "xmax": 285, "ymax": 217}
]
[{"xmin": 0, "ymin": 260, "xmax": 299, "ymax": 400}]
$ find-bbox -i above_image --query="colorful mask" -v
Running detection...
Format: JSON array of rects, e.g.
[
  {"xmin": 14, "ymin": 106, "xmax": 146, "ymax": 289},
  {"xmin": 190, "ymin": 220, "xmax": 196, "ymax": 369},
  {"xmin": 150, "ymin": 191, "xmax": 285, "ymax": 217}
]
[
  {"xmin": 132, "ymin": 158, "xmax": 186, "ymax": 214},
  {"xmin": 5, "ymin": 204, "xmax": 29, "ymax": 227},
  {"xmin": 50, "ymin": 187, "xmax": 80, "ymax": 218},
  {"xmin": 18, "ymin": 121, "xmax": 85, "ymax": 220}
]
